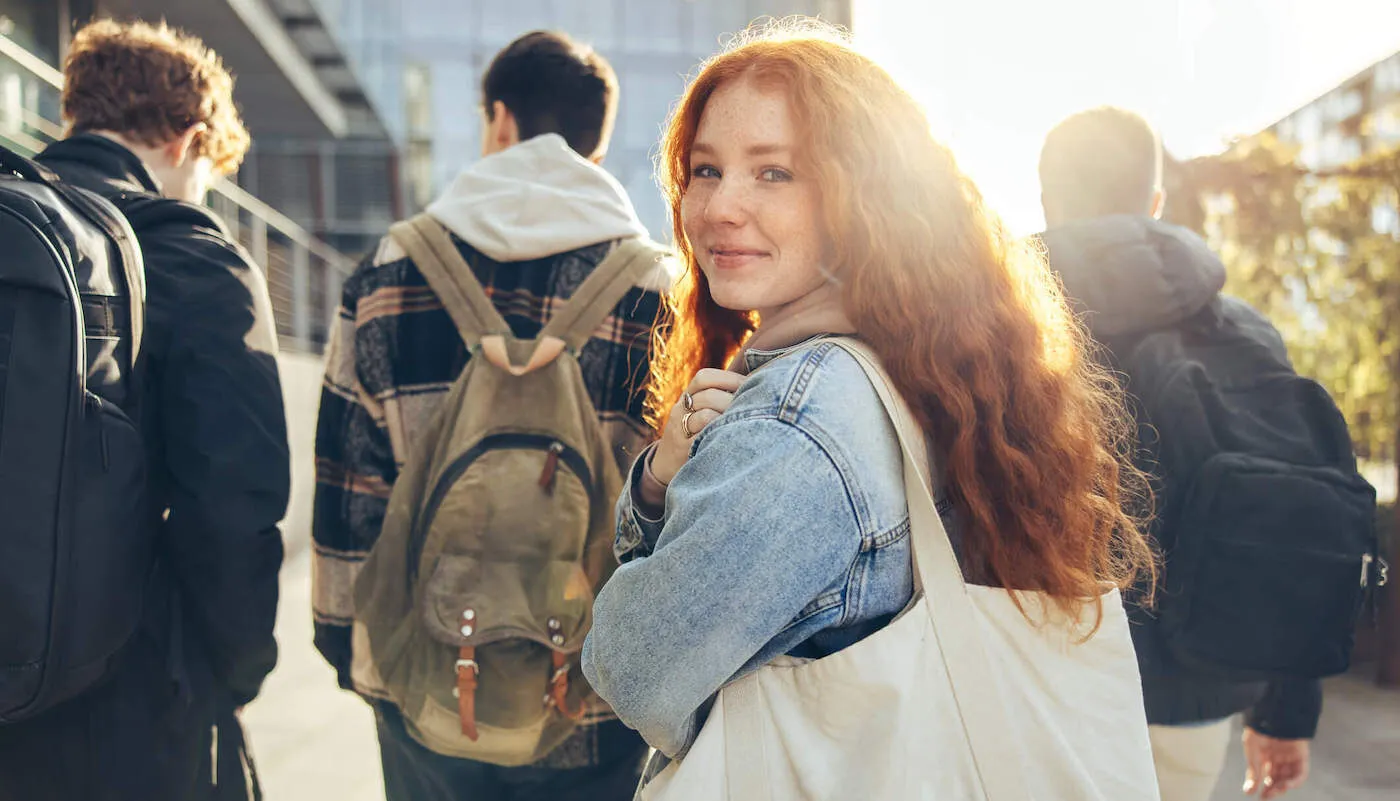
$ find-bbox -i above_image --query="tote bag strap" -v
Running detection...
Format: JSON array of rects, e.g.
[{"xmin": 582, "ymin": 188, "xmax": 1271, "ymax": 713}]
[
  {"xmin": 721, "ymin": 676, "xmax": 769, "ymax": 799},
  {"xmin": 721, "ymin": 338, "xmax": 1029, "ymax": 801},
  {"xmin": 829, "ymin": 339, "xmax": 1029, "ymax": 800}
]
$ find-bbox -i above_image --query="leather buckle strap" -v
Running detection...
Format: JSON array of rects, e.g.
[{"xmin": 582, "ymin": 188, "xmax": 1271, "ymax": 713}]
[
  {"xmin": 547, "ymin": 650, "xmax": 586, "ymax": 721},
  {"xmin": 455, "ymin": 646, "xmax": 480, "ymax": 741}
]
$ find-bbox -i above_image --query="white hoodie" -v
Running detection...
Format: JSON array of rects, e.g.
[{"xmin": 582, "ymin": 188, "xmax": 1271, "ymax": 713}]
[{"xmin": 426, "ymin": 134, "xmax": 664, "ymax": 277}]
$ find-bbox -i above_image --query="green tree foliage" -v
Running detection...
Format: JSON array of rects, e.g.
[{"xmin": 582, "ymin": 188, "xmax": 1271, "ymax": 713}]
[
  {"xmin": 1169, "ymin": 136, "xmax": 1400, "ymax": 683},
  {"xmin": 1166, "ymin": 136, "xmax": 1400, "ymax": 468}
]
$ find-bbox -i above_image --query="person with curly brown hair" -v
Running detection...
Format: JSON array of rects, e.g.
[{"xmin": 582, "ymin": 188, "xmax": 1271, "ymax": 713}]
[{"xmin": 0, "ymin": 19, "xmax": 288, "ymax": 801}]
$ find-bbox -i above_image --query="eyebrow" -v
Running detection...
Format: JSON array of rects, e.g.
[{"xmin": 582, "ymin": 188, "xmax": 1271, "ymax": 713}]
[{"xmin": 691, "ymin": 142, "xmax": 792, "ymax": 158}]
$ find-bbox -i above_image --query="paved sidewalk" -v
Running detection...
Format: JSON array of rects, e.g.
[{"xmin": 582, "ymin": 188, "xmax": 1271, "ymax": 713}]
[
  {"xmin": 242, "ymin": 548, "xmax": 384, "ymax": 801},
  {"xmin": 245, "ymin": 556, "xmax": 1400, "ymax": 801},
  {"xmin": 241, "ymin": 354, "xmax": 384, "ymax": 801},
  {"xmin": 252, "ymin": 355, "xmax": 1399, "ymax": 799},
  {"xmin": 1210, "ymin": 669, "xmax": 1400, "ymax": 801}
]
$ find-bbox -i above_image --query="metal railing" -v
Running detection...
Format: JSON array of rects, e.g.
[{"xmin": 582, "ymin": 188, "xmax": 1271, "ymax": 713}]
[{"xmin": 0, "ymin": 32, "xmax": 352, "ymax": 353}]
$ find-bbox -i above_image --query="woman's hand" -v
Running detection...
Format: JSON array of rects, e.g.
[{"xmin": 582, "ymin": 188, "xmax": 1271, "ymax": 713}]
[{"xmin": 649, "ymin": 369, "xmax": 746, "ymax": 485}]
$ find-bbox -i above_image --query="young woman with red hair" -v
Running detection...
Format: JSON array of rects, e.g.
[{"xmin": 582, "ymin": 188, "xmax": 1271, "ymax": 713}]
[{"xmin": 582, "ymin": 19, "xmax": 1159, "ymax": 798}]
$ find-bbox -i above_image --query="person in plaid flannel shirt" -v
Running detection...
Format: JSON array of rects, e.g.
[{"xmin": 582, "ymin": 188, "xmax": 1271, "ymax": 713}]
[{"xmin": 311, "ymin": 30, "xmax": 674, "ymax": 801}]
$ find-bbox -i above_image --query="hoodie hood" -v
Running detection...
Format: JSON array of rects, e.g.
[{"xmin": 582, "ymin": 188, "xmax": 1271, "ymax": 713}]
[
  {"xmin": 1040, "ymin": 215, "xmax": 1227, "ymax": 338},
  {"xmin": 425, "ymin": 133, "xmax": 649, "ymax": 262}
]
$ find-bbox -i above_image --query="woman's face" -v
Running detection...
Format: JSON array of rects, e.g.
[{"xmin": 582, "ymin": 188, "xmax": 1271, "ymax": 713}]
[{"xmin": 680, "ymin": 77, "xmax": 828, "ymax": 318}]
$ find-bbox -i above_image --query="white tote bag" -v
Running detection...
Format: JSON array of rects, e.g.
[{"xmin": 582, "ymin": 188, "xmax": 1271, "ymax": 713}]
[{"xmin": 639, "ymin": 339, "xmax": 1159, "ymax": 801}]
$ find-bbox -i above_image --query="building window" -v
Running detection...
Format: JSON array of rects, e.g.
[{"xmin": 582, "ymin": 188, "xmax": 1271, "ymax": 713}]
[
  {"xmin": 622, "ymin": 0, "xmax": 682, "ymax": 53},
  {"xmin": 622, "ymin": 70, "xmax": 686, "ymax": 150},
  {"xmin": 405, "ymin": 0, "xmax": 466, "ymax": 40},
  {"xmin": 404, "ymin": 62, "xmax": 434, "ymax": 209},
  {"xmin": 1325, "ymin": 88, "xmax": 1364, "ymax": 122},
  {"xmin": 556, "ymin": 0, "xmax": 618, "ymax": 50},
  {"xmin": 0, "ymin": 0, "xmax": 57, "ymax": 63},
  {"xmin": 481, "ymin": 0, "xmax": 552, "ymax": 47},
  {"xmin": 1373, "ymin": 102, "xmax": 1400, "ymax": 145},
  {"xmin": 1376, "ymin": 54, "xmax": 1400, "ymax": 94},
  {"xmin": 405, "ymin": 63, "xmax": 433, "ymax": 137},
  {"xmin": 1296, "ymin": 106, "xmax": 1323, "ymax": 143}
]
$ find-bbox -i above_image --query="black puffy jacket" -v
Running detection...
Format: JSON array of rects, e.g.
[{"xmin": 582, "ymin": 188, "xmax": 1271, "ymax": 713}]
[{"xmin": 0, "ymin": 134, "xmax": 288, "ymax": 801}]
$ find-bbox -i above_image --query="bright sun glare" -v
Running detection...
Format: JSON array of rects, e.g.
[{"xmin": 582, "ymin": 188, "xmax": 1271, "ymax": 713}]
[{"xmin": 855, "ymin": 0, "xmax": 1400, "ymax": 235}]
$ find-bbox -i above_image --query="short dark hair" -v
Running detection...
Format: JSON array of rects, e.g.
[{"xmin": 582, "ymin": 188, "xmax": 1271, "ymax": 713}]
[
  {"xmin": 1039, "ymin": 107, "xmax": 1161, "ymax": 222},
  {"xmin": 482, "ymin": 31, "xmax": 618, "ymax": 160}
]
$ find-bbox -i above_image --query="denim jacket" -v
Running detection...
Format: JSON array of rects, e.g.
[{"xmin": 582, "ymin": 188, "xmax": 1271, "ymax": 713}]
[{"xmin": 582, "ymin": 337, "xmax": 954, "ymax": 758}]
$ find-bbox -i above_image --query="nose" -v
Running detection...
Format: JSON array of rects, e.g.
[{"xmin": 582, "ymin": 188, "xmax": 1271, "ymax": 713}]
[{"xmin": 702, "ymin": 175, "xmax": 747, "ymax": 227}]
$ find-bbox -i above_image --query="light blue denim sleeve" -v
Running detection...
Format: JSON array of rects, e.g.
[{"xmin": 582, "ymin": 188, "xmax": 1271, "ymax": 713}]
[
  {"xmin": 614, "ymin": 444, "xmax": 667, "ymax": 564},
  {"xmin": 582, "ymin": 413, "xmax": 861, "ymax": 758}
]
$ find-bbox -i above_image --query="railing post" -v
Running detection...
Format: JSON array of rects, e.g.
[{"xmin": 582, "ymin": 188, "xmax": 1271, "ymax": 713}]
[
  {"xmin": 248, "ymin": 215, "xmax": 267, "ymax": 272},
  {"xmin": 323, "ymin": 251, "xmax": 343, "ymax": 350},
  {"xmin": 292, "ymin": 243, "xmax": 312, "ymax": 351}
]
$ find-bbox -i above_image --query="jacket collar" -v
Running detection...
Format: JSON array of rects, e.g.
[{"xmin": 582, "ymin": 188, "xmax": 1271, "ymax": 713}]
[
  {"xmin": 37, "ymin": 132, "xmax": 163, "ymax": 195},
  {"xmin": 740, "ymin": 334, "xmax": 844, "ymax": 373}
]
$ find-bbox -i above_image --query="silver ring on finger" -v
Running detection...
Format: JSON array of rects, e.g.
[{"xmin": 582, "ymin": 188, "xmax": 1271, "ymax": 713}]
[
  {"xmin": 681, "ymin": 410, "xmax": 699, "ymax": 439},
  {"xmin": 682, "ymin": 392, "xmax": 695, "ymax": 412}
]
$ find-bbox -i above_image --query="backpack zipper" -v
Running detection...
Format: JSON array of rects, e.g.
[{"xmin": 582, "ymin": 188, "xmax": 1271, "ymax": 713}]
[
  {"xmin": 90, "ymin": 393, "xmax": 110, "ymax": 470},
  {"xmin": 1362, "ymin": 553, "xmax": 1388, "ymax": 588},
  {"xmin": 410, "ymin": 434, "xmax": 593, "ymax": 581},
  {"xmin": 539, "ymin": 441, "xmax": 565, "ymax": 491}
]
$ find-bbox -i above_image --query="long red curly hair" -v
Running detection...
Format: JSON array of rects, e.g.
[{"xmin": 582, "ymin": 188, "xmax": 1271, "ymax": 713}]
[{"xmin": 648, "ymin": 20, "xmax": 1154, "ymax": 618}]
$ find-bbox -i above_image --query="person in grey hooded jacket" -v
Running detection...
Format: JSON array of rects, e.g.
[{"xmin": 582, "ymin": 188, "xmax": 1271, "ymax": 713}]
[{"xmin": 1038, "ymin": 107, "xmax": 1318, "ymax": 801}]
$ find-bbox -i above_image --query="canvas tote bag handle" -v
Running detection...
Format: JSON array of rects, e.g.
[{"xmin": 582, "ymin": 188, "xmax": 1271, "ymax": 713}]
[{"xmin": 722, "ymin": 339, "xmax": 1030, "ymax": 801}]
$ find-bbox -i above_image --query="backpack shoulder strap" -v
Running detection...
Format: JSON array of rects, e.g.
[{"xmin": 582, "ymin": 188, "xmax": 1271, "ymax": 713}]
[
  {"xmin": 64, "ymin": 187, "xmax": 144, "ymax": 367},
  {"xmin": 6, "ymin": 148, "xmax": 147, "ymax": 369},
  {"xmin": 388, "ymin": 214, "xmax": 511, "ymax": 349},
  {"xmin": 539, "ymin": 238, "xmax": 667, "ymax": 352}
]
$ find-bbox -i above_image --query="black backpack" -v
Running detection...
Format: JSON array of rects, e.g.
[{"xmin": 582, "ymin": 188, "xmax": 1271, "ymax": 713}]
[
  {"xmin": 0, "ymin": 145, "xmax": 152, "ymax": 723},
  {"xmin": 1110, "ymin": 296, "xmax": 1383, "ymax": 681}
]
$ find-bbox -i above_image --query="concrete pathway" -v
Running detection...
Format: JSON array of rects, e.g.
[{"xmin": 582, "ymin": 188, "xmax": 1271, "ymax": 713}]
[
  {"xmin": 1211, "ymin": 670, "xmax": 1400, "ymax": 801},
  {"xmin": 242, "ymin": 353, "xmax": 383, "ymax": 800},
  {"xmin": 245, "ymin": 549, "xmax": 1400, "ymax": 801},
  {"xmin": 249, "ymin": 354, "xmax": 1400, "ymax": 800}
]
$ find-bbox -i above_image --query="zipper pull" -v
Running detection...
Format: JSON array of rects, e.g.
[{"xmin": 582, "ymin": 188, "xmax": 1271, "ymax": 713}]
[
  {"xmin": 539, "ymin": 442, "xmax": 564, "ymax": 492},
  {"xmin": 1362, "ymin": 553, "xmax": 1374, "ymax": 588},
  {"xmin": 91, "ymin": 396, "xmax": 110, "ymax": 470}
]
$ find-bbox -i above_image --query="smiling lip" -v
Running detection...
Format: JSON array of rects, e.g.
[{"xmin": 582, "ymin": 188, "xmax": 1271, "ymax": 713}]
[{"xmin": 708, "ymin": 247, "xmax": 769, "ymax": 270}]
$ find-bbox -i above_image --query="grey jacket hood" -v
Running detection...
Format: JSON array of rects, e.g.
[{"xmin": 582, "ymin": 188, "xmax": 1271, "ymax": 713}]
[{"xmin": 1040, "ymin": 215, "xmax": 1226, "ymax": 338}]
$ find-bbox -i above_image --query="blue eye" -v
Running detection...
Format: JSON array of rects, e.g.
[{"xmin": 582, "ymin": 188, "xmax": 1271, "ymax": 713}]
[
  {"xmin": 690, "ymin": 165, "xmax": 720, "ymax": 180},
  {"xmin": 760, "ymin": 168, "xmax": 793, "ymax": 182}
]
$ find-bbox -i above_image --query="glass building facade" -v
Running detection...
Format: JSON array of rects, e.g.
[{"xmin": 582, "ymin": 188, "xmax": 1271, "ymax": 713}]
[{"xmin": 314, "ymin": 0, "xmax": 852, "ymax": 240}]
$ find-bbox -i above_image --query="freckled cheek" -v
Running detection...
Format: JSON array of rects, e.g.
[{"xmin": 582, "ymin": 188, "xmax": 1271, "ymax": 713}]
[{"xmin": 680, "ymin": 191, "xmax": 708, "ymax": 243}]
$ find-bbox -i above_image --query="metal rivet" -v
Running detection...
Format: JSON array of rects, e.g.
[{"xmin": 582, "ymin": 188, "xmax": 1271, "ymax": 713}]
[
  {"xmin": 550, "ymin": 634, "xmax": 564, "ymax": 646},
  {"xmin": 462, "ymin": 609, "xmax": 476, "ymax": 621},
  {"xmin": 460, "ymin": 624, "xmax": 474, "ymax": 637},
  {"xmin": 547, "ymin": 617, "xmax": 561, "ymax": 629}
]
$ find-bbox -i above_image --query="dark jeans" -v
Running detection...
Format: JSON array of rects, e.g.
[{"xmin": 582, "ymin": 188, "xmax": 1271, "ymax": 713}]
[{"xmin": 374, "ymin": 703, "xmax": 647, "ymax": 801}]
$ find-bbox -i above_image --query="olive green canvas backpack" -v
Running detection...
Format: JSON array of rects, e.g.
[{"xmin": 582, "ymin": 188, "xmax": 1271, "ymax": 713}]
[{"xmin": 351, "ymin": 214, "xmax": 664, "ymax": 765}]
